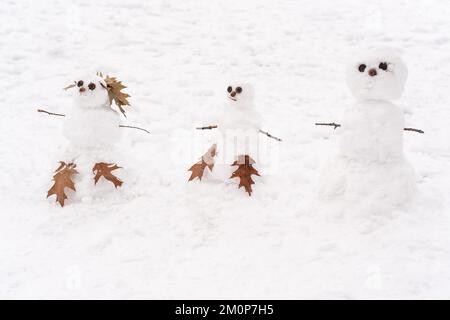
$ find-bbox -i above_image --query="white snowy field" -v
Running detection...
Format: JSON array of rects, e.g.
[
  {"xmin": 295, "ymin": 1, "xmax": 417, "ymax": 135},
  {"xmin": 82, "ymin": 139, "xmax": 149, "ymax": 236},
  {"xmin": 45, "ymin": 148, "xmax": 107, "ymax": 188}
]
[{"xmin": 1, "ymin": 0, "xmax": 450, "ymax": 299}]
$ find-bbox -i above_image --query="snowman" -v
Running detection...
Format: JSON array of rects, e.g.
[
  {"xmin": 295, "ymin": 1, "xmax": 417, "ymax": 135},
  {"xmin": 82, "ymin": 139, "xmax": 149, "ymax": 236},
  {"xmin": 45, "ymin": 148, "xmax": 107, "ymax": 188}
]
[
  {"xmin": 40, "ymin": 73, "xmax": 137, "ymax": 207},
  {"xmin": 188, "ymin": 83, "xmax": 281, "ymax": 196},
  {"xmin": 317, "ymin": 49, "xmax": 422, "ymax": 213}
]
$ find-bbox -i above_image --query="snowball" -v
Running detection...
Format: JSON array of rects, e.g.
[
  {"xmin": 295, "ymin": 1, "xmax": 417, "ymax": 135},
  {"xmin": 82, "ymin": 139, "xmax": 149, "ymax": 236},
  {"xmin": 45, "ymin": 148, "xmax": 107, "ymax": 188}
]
[
  {"xmin": 63, "ymin": 106, "xmax": 122, "ymax": 150},
  {"xmin": 339, "ymin": 100, "xmax": 405, "ymax": 162},
  {"xmin": 318, "ymin": 154, "xmax": 416, "ymax": 215},
  {"xmin": 218, "ymin": 82, "xmax": 261, "ymax": 131},
  {"xmin": 72, "ymin": 74, "xmax": 109, "ymax": 109},
  {"xmin": 346, "ymin": 48, "xmax": 408, "ymax": 101}
]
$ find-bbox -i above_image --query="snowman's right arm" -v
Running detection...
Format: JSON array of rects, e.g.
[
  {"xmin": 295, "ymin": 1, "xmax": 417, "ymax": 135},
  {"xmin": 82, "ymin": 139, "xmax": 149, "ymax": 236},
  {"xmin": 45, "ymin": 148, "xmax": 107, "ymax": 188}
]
[
  {"xmin": 315, "ymin": 122, "xmax": 341, "ymax": 130},
  {"xmin": 37, "ymin": 109, "xmax": 66, "ymax": 117}
]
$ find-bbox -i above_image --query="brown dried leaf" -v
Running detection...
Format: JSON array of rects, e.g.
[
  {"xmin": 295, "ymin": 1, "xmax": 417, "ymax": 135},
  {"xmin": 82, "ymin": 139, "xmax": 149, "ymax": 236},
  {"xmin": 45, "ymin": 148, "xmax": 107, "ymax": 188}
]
[
  {"xmin": 188, "ymin": 144, "xmax": 217, "ymax": 181},
  {"xmin": 230, "ymin": 155, "xmax": 260, "ymax": 196},
  {"xmin": 47, "ymin": 162, "xmax": 78, "ymax": 207},
  {"xmin": 104, "ymin": 75, "xmax": 131, "ymax": 116},
  {"xmin": 92, "ymin": 162, "xmax": 123, "ymax": 188}
]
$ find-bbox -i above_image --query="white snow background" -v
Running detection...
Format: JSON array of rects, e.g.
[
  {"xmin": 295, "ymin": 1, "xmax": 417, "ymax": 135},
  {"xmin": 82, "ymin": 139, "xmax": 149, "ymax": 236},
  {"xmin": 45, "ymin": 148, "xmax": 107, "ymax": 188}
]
[{"xmin": 1, "ymin": 0, "xmax": 450, "ymax": 299}]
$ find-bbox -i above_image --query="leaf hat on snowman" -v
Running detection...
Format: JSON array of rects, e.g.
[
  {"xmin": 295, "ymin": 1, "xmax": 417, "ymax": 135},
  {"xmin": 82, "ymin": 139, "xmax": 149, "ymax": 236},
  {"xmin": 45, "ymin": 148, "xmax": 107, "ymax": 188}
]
[{"xmin": 97, "ymin": 72, "xmax": 131, "ymax": 116}]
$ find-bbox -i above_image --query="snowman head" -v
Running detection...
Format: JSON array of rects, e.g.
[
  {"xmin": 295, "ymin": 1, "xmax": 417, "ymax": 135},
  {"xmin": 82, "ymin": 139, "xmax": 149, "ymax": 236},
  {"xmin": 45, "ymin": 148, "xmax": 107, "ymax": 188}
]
[
  {"xmin": 346, "ymin": 48, "xmax": 408, "ymax": 101},
  {"xmin": 226, "ymin": 83, "xmax": 255, "ymax": 108},
  {"xmin": 73, "ymin": 74, "xmax": 109, "ymax": 108}
]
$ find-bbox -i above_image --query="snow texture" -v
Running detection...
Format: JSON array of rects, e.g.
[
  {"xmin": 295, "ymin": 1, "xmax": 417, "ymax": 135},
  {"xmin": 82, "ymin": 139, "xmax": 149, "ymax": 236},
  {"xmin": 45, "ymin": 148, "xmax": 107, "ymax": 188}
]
[{"xmin": 1, "ymin": 0, "xmax": 450, "ymax": 299}]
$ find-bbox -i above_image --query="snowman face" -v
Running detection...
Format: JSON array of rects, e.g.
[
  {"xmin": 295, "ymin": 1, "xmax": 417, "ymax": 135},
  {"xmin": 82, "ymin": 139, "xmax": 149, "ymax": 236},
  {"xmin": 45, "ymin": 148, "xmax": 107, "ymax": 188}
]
[
  {"xmin": 73, "ymin": 75, "xmax": 109, "ymax": 108},
  {"xmin": 346, "ymin": 49, "xmax": 408, "ymax": 101},
  {"xmin": 226, "ymin": 83, "xmax": 255, "ymax": 107}
]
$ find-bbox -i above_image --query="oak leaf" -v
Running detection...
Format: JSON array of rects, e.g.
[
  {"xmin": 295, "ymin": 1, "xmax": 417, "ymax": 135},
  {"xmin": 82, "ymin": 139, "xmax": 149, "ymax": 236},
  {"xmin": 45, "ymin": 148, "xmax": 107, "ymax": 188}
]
[
  {"xmin": 188, "ymin": 144, "xmax": 217, "ymax": 181},
  {"xmin": 102, "ymin": 74, "xmax": 131, "ymax": 116},
  {"xmin": 230, "ymin": 155, "xmax": 260, "ymax": 196},
  {"xmin": 93, "ymin": 162, "xmax": 123, "ymax": 188},
  {"xmin": 47, "ymin": 162, "xmax": 78, "ymax": 207}
]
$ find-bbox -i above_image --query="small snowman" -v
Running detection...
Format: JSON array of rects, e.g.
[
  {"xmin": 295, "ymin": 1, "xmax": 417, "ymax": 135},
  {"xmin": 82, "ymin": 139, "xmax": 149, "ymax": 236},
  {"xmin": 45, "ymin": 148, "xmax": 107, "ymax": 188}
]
[
  {"xmin": 39, "ymin": 73, "xmax": 141, "ymax": 207},
  {"xmin": 188, "ymin": 83, "xmax": 281, "ymax": 196},
  {"xmin": 317, "ymin": 48, "xmax": 423, "ymax": 213}
]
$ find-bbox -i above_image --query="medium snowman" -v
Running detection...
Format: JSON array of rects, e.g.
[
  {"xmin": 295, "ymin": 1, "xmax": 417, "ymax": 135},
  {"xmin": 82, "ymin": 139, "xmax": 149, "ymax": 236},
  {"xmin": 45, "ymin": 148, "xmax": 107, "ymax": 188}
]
[
  {"xmin": 317, "ymin": 48, "xmax": 421, "ymax": 213},
  {"xmin": 188, "ymin": 83, "xmax": 281, "ymax": 196}
]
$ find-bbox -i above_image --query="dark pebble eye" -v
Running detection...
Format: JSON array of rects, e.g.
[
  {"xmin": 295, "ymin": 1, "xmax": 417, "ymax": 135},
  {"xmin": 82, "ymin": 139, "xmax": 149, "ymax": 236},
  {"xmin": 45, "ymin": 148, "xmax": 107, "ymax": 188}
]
[
  {"xmin": 236, "ymin": 87, "xmax": 242, "ymax": 94},
  {"xmin": 379, "ymin": 62, "xmax": 388, "ymax": 71},
  {"xmin": 227, "ymin": 86, "xmax": 232, "ymax": 93},
  {"xmin": 88, "ymin": 83, "xmax": 96, "ymax": 90},
  {"xmin": 358, "ymin": 64, "xmax": 366, "ymax": 72},
  {"xmin": 77, "ymin": 80, "xmax": 84, "ymax": 87}
]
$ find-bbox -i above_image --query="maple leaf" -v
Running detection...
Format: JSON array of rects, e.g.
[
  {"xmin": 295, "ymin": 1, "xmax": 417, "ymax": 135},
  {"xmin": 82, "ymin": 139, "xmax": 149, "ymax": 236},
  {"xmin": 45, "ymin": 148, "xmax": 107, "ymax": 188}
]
[
  {"xmin": 230, "ymin": 155, "xmax": 260, "ymax": 196},
  {"xmin": 47, "ymin": 162, "xmax": 78, "ymax": 207},
  {"xmin": 92, "ymin": 162, "xmax": 123, "ymax": 188},
  {"xmin": 188, "ymin": 144, "xmax": 217, "ymax": 181}
]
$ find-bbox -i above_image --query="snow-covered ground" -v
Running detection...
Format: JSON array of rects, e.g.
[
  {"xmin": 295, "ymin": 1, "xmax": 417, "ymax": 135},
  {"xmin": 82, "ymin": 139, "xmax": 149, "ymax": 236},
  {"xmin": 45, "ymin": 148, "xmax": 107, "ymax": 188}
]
[{"xmin": 1, "ymin": 0, "xmax": 450, "ymax": 299}]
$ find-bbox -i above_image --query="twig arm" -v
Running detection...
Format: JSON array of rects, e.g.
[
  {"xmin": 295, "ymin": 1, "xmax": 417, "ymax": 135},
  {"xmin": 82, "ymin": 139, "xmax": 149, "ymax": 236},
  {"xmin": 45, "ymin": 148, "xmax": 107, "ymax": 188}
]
[
  {"xmin": 119, "ymin": 125, "xmax": 150, "ymax": 134},
  {"xmin": 259, "ymin": 129, "xmax": 282, "ymax": 142},
  {"xmin": 315, "ymin": 122, "xmax": 341, "ymax": 130},
  {"xmin": 404, "ymin": 127, "xmax": 424, "ymax": 134},
  {"xmin": 315, "ymin": 121, "xmax": 424, "ymax": 134},
  {"xmin": 196, "ymin": 125, "xmax": 218, "ymax": 130},
  {"xmin": 37, "ymin": 109, "xmax": 66, "ymax": 117}
]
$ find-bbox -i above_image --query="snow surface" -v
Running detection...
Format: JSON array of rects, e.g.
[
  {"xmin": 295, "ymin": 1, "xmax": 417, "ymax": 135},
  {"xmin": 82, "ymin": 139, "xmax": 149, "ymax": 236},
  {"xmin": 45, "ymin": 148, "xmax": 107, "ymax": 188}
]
[{"xmin": 1, "ymin": 0, "xmax": 450, "ymax": 299}]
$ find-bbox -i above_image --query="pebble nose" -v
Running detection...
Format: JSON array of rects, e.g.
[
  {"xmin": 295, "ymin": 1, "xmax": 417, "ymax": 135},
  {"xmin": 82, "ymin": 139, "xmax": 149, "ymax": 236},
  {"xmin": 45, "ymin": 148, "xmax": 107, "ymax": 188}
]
[
  {"xmin": 79, "ymin": 87, "xmax": 86, "ymax": 92},
  {"xmin": 368, "ymin": 68, "xmax": 377, "ymax": 77},
  {"xmin": 230, "ymin": 91, "xmax": 236, "ymax": 97}
]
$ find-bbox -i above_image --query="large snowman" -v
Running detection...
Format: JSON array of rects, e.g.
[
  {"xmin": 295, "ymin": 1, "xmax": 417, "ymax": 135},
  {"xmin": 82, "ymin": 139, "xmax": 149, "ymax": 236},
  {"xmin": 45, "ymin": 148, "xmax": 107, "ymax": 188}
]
[{"xmin": 318, "ymin": 48, "xmax": 418, "ymax": 213}]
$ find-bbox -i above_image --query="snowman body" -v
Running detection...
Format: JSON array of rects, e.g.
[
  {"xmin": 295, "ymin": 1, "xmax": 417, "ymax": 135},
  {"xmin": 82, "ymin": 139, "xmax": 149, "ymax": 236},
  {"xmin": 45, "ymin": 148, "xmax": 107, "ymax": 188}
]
[
  {"xmin": 63, "ymin": 75, "xmax": 122, "ymax": 153},
  {"xmin": 63, "ymin": 105, "xmax": 121, "ymax": 150},
  {"xmin": 339, "ymin": 100, "xmax": 404, "ymax": 162},
  {"xmin": 212, "ymin": 83, "xmax": 262, "ymax": 181},
  {"xmin": 319, "ymin": 49, "xmax": 416, "ymax": 211}
]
